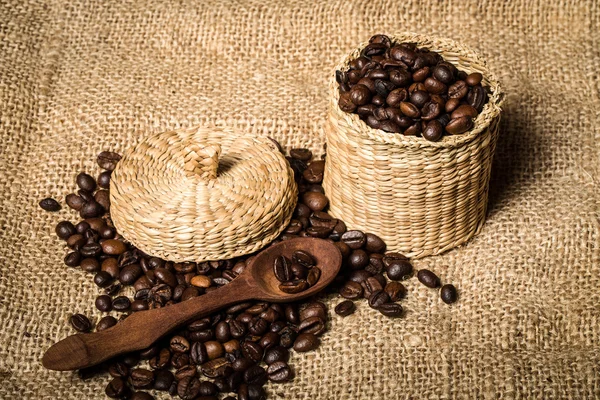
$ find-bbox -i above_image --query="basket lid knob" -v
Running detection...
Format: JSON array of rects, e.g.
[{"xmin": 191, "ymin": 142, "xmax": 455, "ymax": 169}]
[{"xmin": 183, "ymin": 144, "xmax": 221, "ymax": 180}]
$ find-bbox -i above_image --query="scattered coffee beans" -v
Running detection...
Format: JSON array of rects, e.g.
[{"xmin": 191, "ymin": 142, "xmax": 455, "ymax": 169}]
[
  {"xmin": 39, "ymin": 197, "xmax": 61, "ymax": 212},
  {"xmin": 417, "ymin": 269, "xmax": 441, "ymax": 288},
  {"xmin": 46, "ymin": 148, "xmax": 459, "ymax": 399},
  {"xmin": 337, "ymin": 34, "xmax": 489, "ymax": 141},
  {"xmin": 440, "ymin": 284, "xmax": 458, "ymax": 304}
]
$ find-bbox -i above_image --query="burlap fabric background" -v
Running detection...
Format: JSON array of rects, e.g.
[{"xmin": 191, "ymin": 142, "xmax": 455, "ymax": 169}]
[{"xmin": 1, "ymin": 0, "xmax": 599, "ymax": 398}]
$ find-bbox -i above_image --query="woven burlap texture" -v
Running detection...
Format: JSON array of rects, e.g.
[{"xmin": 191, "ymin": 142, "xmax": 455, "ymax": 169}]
[{"xmin": 0, "ymin": 0, "xmax": 598, "ymax": 399}]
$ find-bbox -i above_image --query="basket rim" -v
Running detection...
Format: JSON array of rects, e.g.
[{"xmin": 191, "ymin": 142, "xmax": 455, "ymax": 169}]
[{"xmin": 329, "ymin": 32, "xmax": 505, "ymax": 149}]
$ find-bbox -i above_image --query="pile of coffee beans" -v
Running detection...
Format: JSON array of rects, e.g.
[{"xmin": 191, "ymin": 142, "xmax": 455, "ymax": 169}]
[
  {"xmin": 42, "ymin": 145, "xmax": 458, "ymax": 400},
  {"xmin": 274, "ymin": 251, "xmax": 321, "ymax": 293},
  {"xmin": 336, "ymin": 34, "xmax": 489, "ymax": 141}
]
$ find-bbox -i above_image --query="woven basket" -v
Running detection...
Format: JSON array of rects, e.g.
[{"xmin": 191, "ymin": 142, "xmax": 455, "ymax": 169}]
[
  {"xmin": 323, "ymin": 33, "xmax": 504, "ymax": 259},
  {"xmin": 110, "ymin": 126, "xmax": 298, "ymax": 262}
]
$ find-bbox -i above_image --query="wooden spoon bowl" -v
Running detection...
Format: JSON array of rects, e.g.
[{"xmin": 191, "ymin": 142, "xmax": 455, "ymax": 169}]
[{"xmin": 43, "ymin": 237, "xmax": 342, "ymax": 371}]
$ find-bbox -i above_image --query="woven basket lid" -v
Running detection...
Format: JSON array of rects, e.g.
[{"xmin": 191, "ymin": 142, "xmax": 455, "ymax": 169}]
[{"xmin": 109, "ymin": 126, "xmax": 298, "ymax": 262}]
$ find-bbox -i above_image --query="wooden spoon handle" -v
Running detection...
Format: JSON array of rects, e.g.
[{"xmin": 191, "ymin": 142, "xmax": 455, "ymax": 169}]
[{"xmin": 42, "ymin": 278, "xmax": 250, "ymax": 371}]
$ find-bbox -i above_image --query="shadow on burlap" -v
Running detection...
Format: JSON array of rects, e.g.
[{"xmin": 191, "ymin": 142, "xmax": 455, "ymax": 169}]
[{"xmin": 1, "ymin": 0, "xmax": 599, "ymax": 398}]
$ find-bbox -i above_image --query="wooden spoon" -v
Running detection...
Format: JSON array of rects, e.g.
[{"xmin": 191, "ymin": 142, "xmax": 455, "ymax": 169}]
[{"xmin": 42, "ymin": 237, "xmax": 342, "ymax": 371}]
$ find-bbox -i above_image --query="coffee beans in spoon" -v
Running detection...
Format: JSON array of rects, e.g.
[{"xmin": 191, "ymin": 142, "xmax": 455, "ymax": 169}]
[
  {"xmin": 336, "ymin": 34, "xmax": 489, "ymax": 141},
  {"xmin": 46, "ymin": 146, "xmax": 460, "ymax": 399}
]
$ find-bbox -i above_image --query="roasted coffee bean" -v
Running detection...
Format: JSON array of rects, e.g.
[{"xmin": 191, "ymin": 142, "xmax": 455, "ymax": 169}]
[
  {"xmin": 190, "ymin": 342, "xmax": 209, "ymax": 365},
  {"xmin": 98, "ymin": 170, "xmax": 112, "ymax": 189},
  {"xmin": 244, "ymin": 365, "xmax": 267, "ymax": 386},
  {"xmin": 138, "ymin": 345, "xmax": 160, "ymax": 360},
  {"xmin": 201, "ymin": 357, "xmax": 231, "ymax": 378},
  {"xmin": 451, "ymin": 104, "xmax": 478, "ymax": 120},
  {"xmin": 198, "ymin": 381, "xmax": 219, "ymax": 396},
  {"xmin": 421, "ymin": 101, "xmax": 442, "ymax": 121},
  {"xmin": 468, "ymin": 85, "xmax": 488, "ymax": 112},
  {"xmin": 386, "ymin": 87, "xmax": 408, "ymax": 107},
  {"xmin": 292, "ymin": 250, "xmax": 316, "ymax": 268},
  {"xmin": 94, "ymin": 271, "xmax": 113, "ymax": 287},
  {"xmin": 80, "ymin": 201, "xmax": 105, "ymax": 219},
  {"xmin": 432, "ymin": 64, "xmax": 454, "ymax": 84},
  {"xmin": 383, "ymin": 252, "xmax": 409, "ymax": 266},
  {"xmin": 298, "ymin": 316, "xmax": 326, "ymax": 336},
  {"xmin": 99, "ymin": 225, "xmax": 116, "ymax": 239},
  {"xmin": 231, "ymin": 357, "xmax": 254, "ymax": 372},
  {"xmin": 385, "ymin": 281, "xmax": 408, "ymax": 302},
  {"xmin": 70, "ymin": 314, "xmax": 92, "ymax": 332},
  {"xmin": 153, "ymin": 369, "xmax": 174, "ymax": 391},
  {"xmin": 78, "ymin": 189, "xmax": 94, "ymax": 203},
  {"xmin": 97, "ymin": 151, "xmax": 122, "ymax": 171},
  {"xmin": 56, "ymin": 221, "xmax": 76, "ymax": 240},
  {"xmin": 284, "ymin": 219, "xmax": 303, "ymax": 234},
  {"xmin": 341, "ymin": 230, "xmax": 366, "ymax": 249},
  {"xmin": 75, "ymin": 221, "xmax": 91, "ymax": 234},
  {"xmin": 448, "ymin": 80, "xmax": 468, "ymax": 99},
  {"xmin": 170, "ymin": 352, "xmax": 190, "ymax": 369},
  {"xmin": 440, "ymin": 284, "xmax": 458, "ymax": 304},
  {"xmin": 335, "ymin": 300, "xmax": 356, "ymax": 317},
  {"xmin": 148, "ymin": 348, "xmax": 171, "ymax": 370},
  {"xmin": 404, "ymin": 122, "xmax": 422, "ymax": 136},
  {"xmin": 349, "ymin": 84, "xmax": 372, "ymax": 106},
  {"xmin": 362, "ymin": 276, "xmax": 384, "ymax": 298},
  {"xmin": 306, "ymin": 267, "xmax": 321, "ymax": 286},
  {"xmin": 97, "ymin": 315, "xmax": 117, "ymax": 331},
  {"xmin": 340, "ymin": 280, "xmax": 363, "ymax": 299},
  {"xmin": 445, "ymin": 97, "xmax": 460, "ymax": 113},
  {"xmin": 131, "ymin": 299, "xmax": 149, "ymax": 312},
  {"xmin": 108, "ymin": 362, "xmax": 130, "ymax": 378},
  {"xmin": 466, "ymin": 72, "xmax": 483, "ymax": 86},
  {"xmin": 273, "ymin": 255, "xmax": 292, "ymax": 282},
  {"xmin": 412, "ymin": 66, "xmax": 430, "ymax": 82},
  {"xmin": 131, "ymin": 368, "xmax": 154, "ymax": 388},
  {"xmin": 417, "ymin": 269, "xmax": 441, "ymax": 288},
  {"xmin": 348, "ymin": 249, "xmax": 370, "ymax": 270},
  {"xmin": 264, "ymin": 346, "xmax": 289, "ymax": 365},
  {"xmin": 247, "ymin": 318, "xmax": 269, "ymax": 336},
  {"xmin": 66, "ymin": 193, "xmax": 85, "ymax": 210},
  {"xmin": 290, "ymin": 148, "xmax": 312, "ymax": 161},
  {"xmin": 154, "ymin": 267, "xmax": 177, "ymax": 288},
  {"xmin": 118, "ymin": 250, "xmax": 139, "ymax": 268},
  {"xmin": 175, "ymin": 365, "xmax": 198, "ymax": 381},
  {"xmin": 423, "ymin": 120, "xmax": 444, "ymax": 141},
  {"xmin": 130, "ymin": 392, "xmax": 154, "ymax": 400},
  {"xmin": 64, "ymin": 251, "xmax": 81, "ymax": 267},
  {"xmin": 300, "ymin": 301, "xmax": 327, "ymax": 321},
  {"xmin": 80, "ymin": 242, "xmax": 102, "ymax": 258},
  {"xmin": 100, "ymin": 239, "xmax": 125, "ymax": 255},
  {"xmin": 293, "ymin": 333, "xmax": 320, "ymax": 352},
  {"xmin": 330, "ymin": 219, "xmax": 347, "ymax": 241},
  {"xmin": 279, "ymin": 326, "xmax": 298, "ymax": 349},
  {"xmin": 368, "ymin": 290, "xmax": 390, "ymax": 308},
  {"xmin": 40, "ymin": 197, "xmax": 61, "ymax": 211},
  {"xmin": 76, "ymin": 172, "xmax": 97, "ymax": 192},
  {"xmin": 95, "ymin": 294, "xmax": 112, "ymax": 312},
  {"xmin": 214, "ymin": 321, "xmax": 231, "ymax": 342},
  {"xmin": 279, "ymin": 279, "xmax": 308, "ymax": 294},
  {"xmin": 105, "ymin": 377, "xmax": 127, "ymax": 398},
  {"xmin": 177, "ymin": 376, "xmax": 201, "ymax": 400},
  {"xmin": 409, "ymin": 90, "xmax": 430, "ymax": 108},
  {"xmin": 302, "ymin": 191, "xmax": 328, "ymax": 211},
  {"xmin": 241, "ymin": 340, "xmax": 263, "ymax": 362},
  {"xmin": 259, "ymin": 331, "xmax": 279, "ymax": 350},
  {"xmin": 112, "ymin": 296, "xmax": 131, "ymax": 311},
  {"xmin": 284, "ymin": 305, "xmax": 300, "ymax": 324},
  {"xmin": 306, "ymin": 226, "xmax": 332, "ymax": 238},
  {"xmin": 291, "ymin": 263, "xmax": 308, "ymax": 279},
  {"xmin": 170, "ymin": 335, "xmax": 190, "ymax": 353},
  {"xmin": 190, "ymin": 274, "xmax": 212, "ymax": 288},
  {"xmin": 94, "ymin": 189, "xmax": 111, "ymax": 210},
  {"xmin": 399, "ymin": 101, "xmax": 420, "ymax": 118},
  {"xmin": 267, "ymin": 361, "xmax": 293, "ymax": 383},
  {"xmin": 378, "ymin": 302, "xmax": 403, "ymax": 317},
  {"xmin": 120, "ymin": 264, "xmax": 143, "ymax": 285},
  {"xmin": 445, "ymin": 116, "xmax": 474, "ymax": 135},
  {"xmin": 423, "ymin": 77, "xmax": 446, "ymax": 94},
  {"xmin": 386, "ymin": 259, "xmax": 413, "ymax": 280},
  {"xmin": 303, "ymin": 160, "xmax": 325, "ymax": 184}
]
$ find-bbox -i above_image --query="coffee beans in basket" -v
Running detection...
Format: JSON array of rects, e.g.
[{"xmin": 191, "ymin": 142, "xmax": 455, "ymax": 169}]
[
  {"xmin": 45, "ymin": 145, "xmax": 459, "ymax": 399},
  {"xmin": 336, "ymin": 34, "xmax": 489, "ymax": 141}
]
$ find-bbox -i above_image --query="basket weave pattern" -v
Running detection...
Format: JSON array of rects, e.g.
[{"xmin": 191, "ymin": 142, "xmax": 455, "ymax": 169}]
[
  {"xmin": 110, "ymin": 126, "xmax": 298, "ymax": 262},
  {"xmin": 324, "ymin": 33, "xmax": 504, "ymax": 258}
]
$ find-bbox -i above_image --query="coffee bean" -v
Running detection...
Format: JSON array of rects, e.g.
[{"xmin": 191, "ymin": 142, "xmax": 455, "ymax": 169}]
[
  {"xmin": 348, "ymin": 249, "xmax": 369, "ymax": 270},
  {"xmin": 64, "ymin": 251, "xmax": 81, "ymax": 267},
  {"xmin": 440, "ymin": 284, "xmax": 458, "ymax": 304},
  {"xmin": 248, "ymin": 318, "xmax": 269, "ymax": 336},
  {"xmin": 306, "ymin": 267, "xmax": 321, "ymax": 286},
  {"xmin": 78, "ymin": 189, "xmax": 94, "ymax": 203},
  {"xmin": 468, "ymin": 85, "xmax": 488, "ymax": 112},
  {"xmin": 264, "ymin": 346, "xmax": 289, "ymax": 365},
  {"xmin": 177, "ymin": 376, "xmax": 201, "ymax": 400},
  {"xmin": 298, "ymin": 316, "xmax": 326, "ymax": 335},
  {"xmin": 108, "ymin": 362, "xmax": 130, "ymax": 378},
  {"xmin": 341, "ymin": 230, "xmax": 366, "ymax": 249},
  {"xmin": 448, "ymin": 80, "xmax": 468, "ymax": 99},
  {"xmin": 300, "ymin": 301, "xmax": 327, "ymax": 321},
  {"xmin": 335, "ymin": 300, "xmax": 356, "ymax": 317},
  {"xmin": 175, "ymin": 365, "xmax": 198, "ymax": 381},
  {"xmin": 120, "ymin": 264, "xmax": 143, "ymax": 285},
  {"xmin": 399, "ymin": 101, "xmax": 420, "ymax": 118},
  {"xmin": 362, "ymin": 276, "xmax": 383, "ymax": 298},
  {"xmin": 190, "ymin": 342, "xmax": 208, "ymax": 365},
  {"xmin": 65, "ymin": 194, "xmax": 84, "ymax": 210},
  {"xmin": 244, "ymin": 365, "xmax": 267, "ymax": 386},
  {"xmin": 154, "ymin": 267, "xmax": 177, "ymax": 288},
  {"xmin": 424, "ymin": 77, "xmax": 446, "ymax": 94},
  {"xmin": 349, "ymin": 84, "xmax": 372, "ymax": 106},
  {"xmin": 198, "ymin": 381, "xmax": 219, "ymax": 396},
  {"xmin": 279, "ymin": 326, "xmax": 297, "ymax": 349},
  {"xmin": 302, "ymin": 192, "xmax": 328, "ymax": 211},
  {"xmin": 190, "ymin": 274, "xmax": 212, "ymax": 288},
  {"xmin": 423, "ymin": 120, "xmax": 443, "ymax": 142},
  {"xmin": 284, "ymin": 305, "xmax": 300, "ymax": 324},
  {"xmin": 94, "ymin": 271, "xmax": 113, "ymax": 287},
  {"xmin": 69, "ymin": 314, "xmax": 92, "ymax": 332},
  {"xmin": 340, "ymin": 280, "xmax": 363, "ymax": 299},
  {"xmin": 378, "ymin": 302, "xmax": 403, "ymax": 317},
  {"xmin": 39, "ymin": 198, "xmax": 61, "ymax": 212},
  {"xmin": 105, "ymin": 377, "xmax": 128, "ymax": 398},
  {"xmin": 97, "ymin": 315, "xmax": 117, "ymax": 331},
  {"xmin": 386, "ymin": 259, "xmax": 413, "ymax": 280},
  {"xmin": 267, "ymin": 361, "xmax": 293, "ymax": 383},
  {"xmin": 94, "ymin": 189, "xmax": 110, "ymax": 210},
  {"xmin": 433, "ymin": 64, "xmax": 454, "ymax": 84},
  {"xmin": 421, "ymin": 101, "xmax": 442, "ymax": 121},
  {"xmin": 338, "ymin": 92, "xmax": 357, "ymax": 112},
  {"xmin": 241, "ymin": 340, "xmax": 263, "ymax": 362},
  {"xmin": 445, "ymin": 116, "xmax": 474, "ymax": 135},
  {"xmin": 450, "ymin": 104, "xmax": 478, "ymax": 120},
  {"xmin": 368, "ymin": 290, "xmax": 390, "ymax": 309},
  {"xmin": 131, "ymin": 368, "xmax": 154, "ymax": 388},
  {"xmin": 293, "ymin": 333, "xmax": 320, "ymax": 352},
  {"xmin": 292, "ymin": 250, "xmax": 316, "ymax": 268},
  {"xmin": 97, "ymin": 151, "xmax": 122, "ymax": 171},
  {"xmin": 112, "ymin": 296, "xmax": 131, "ymax": 311},
  {"xmin": 383, "ymin": 252, "xmax": 409, "ymax": 266},
  {"xmin": 273, "ymin": 255, "xmax": 292, "ymax": 282},
  {"xmin": 56, "ymin": 221, "xmax": 76, "ymax": 240},
  {"xmin": 386, "ymin": 88, "xmax": 408, "ymax": 107},
  {"xmin": 95, "ymin": 294, "xmax": 112, "ymax": 312},
  {"xmin": 170, "ymin": 335, "xmax": 190, "ymax": 353},
  {"xmin": 80, "ymin": 257, "xmax": 100, "ymax": 272},
  {"xmin": 98, "ymin": 170, "xmax": 112, "ymax": 189},
  {"xmin": 306, "ymin": 226, "xmax": 331, "ymax": 238},
  {"xmin": 80, "ymin": 201, "xmax": 105, "ymax": 219},
  {"xmin": 465, "ymin": 72, "xmax": 483, "ymax": 86},
  {"xmin": 99, "ymin": 225, "xmax": 116, "ymax": 239},
  {"xmin": 77, "ymin": 172, "xmax": 97, "ymax": 192},
  {"xmin": 153, "ymin": 369, "xmax": 174, "ymax": 391},
  {"xmin": 279, "ymin": 279, "xmax": 308, "ymax": 294},
  {"xmin": 101, "ymin": 239, "xmax": 125, "ymax": 255},
  {"xmin": 417, "ymin": 269, "xmax": 441, "ymax": 288},
  {"xmin": 385, "ymin": 281, "xmax": 407, "ymax": 302}
]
